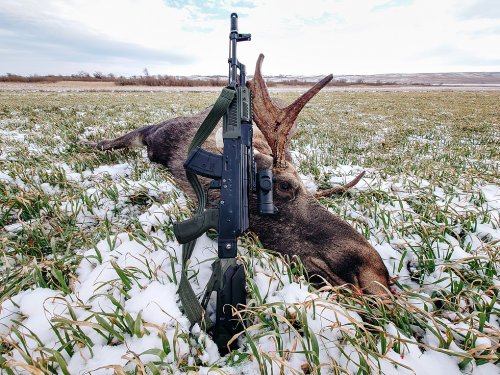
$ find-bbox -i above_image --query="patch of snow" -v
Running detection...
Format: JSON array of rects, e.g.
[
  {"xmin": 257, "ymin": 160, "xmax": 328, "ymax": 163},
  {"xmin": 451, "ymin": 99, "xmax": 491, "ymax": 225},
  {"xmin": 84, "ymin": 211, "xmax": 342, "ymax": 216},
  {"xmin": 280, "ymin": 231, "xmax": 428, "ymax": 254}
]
[{"xmin": 299, "ymin": 173, "xmax": 317, "ymax": 193}]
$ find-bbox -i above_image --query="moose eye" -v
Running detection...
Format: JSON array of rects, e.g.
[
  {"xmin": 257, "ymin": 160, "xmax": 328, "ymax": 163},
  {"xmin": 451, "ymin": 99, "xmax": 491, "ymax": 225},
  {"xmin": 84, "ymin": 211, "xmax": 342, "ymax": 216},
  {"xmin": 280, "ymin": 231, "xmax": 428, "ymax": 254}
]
[{"xmin": 279, "ymin": 182, "xmax": 290, "ymax": 191}]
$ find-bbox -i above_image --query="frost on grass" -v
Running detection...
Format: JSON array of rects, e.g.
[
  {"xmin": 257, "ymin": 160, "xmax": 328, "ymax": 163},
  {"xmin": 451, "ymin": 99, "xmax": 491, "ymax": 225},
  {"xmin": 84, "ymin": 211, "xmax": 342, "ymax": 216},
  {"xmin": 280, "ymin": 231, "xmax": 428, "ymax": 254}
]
[{"xmin": 1, "ymin": 90, "xmax": 499, "ymax": 374}]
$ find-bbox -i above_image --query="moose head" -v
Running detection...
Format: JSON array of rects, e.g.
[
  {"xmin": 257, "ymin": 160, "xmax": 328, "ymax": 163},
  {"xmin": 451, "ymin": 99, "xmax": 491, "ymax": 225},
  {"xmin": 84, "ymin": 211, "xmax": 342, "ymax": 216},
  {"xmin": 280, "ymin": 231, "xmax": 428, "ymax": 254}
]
[{"xmin": 246, "ymin": 55, "xmax": 389, "ymax": 293}]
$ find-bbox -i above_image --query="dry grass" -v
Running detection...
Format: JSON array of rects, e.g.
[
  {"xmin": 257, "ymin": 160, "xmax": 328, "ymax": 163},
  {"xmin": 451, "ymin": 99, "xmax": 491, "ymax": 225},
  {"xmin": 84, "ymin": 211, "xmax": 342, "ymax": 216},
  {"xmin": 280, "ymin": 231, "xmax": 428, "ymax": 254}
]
[{"xmin": 0, "ymin": 89, "xmax": 498, "ymax": 374}]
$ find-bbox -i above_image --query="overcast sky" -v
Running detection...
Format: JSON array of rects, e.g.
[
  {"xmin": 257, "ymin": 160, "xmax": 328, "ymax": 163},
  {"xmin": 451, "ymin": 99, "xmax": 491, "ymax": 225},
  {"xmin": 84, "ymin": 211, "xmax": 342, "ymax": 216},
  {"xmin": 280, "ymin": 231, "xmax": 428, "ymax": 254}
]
[{"xmin": 1, "ymin": 0, "xmax": 499, "ymax": 77}]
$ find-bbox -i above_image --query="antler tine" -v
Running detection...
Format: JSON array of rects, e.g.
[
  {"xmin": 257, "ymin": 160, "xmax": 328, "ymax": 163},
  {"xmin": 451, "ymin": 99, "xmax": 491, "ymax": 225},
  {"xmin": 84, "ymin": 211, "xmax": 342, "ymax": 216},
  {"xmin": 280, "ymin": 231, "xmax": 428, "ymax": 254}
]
[
  {"xmin": 248, "ymin": 54, "xmax": 333, "ymax": 168},
  {"xmin": 247, "ymin": 54, "xmax": 283, "ymax": 163},
  {"xmin": 249, "ymin": 54, "xmax": 280, "ymax": 119},
  {"xmin": 314, "ymin": 171, "xmax": 366, "ymax": 198},
  {"xmin": 274, "ymin": 74, "xmax": 334, "ymax": 166},
  {"xmin": 285, "ymin": 74, "xmax": 334, "ymax": 124}
]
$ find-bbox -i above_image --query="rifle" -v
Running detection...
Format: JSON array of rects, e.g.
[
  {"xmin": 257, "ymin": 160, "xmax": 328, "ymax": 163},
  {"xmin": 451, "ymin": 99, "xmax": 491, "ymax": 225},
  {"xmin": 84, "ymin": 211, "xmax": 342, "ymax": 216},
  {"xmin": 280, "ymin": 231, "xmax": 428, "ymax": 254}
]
[{"xmin": 173, "ymin": 13, "xmax": 276, "ymax": 354}]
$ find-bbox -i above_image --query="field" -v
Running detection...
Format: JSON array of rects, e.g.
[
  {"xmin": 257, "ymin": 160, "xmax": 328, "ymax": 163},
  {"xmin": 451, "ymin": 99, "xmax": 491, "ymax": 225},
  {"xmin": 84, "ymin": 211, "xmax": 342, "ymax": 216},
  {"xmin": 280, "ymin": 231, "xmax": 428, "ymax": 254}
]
[{"xmin": 0, "ymin": 88, "xmax": 499, "ymax": 374}]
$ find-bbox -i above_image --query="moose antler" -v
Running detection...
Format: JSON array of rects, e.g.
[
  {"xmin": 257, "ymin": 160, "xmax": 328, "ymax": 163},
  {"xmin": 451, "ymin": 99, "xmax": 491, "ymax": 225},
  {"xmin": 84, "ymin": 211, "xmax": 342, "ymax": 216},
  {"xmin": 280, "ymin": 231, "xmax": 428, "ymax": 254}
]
[
  {"xmin": 314, "ymin": 171, "xmax": 366, "ymax": 198},
  {"xmin": 247, "ymin": 54, "xmax": 333, "ymax": 168},
  {"xmin": 247, "ymin": 54, "xmax": 366, "ymax": 197}
]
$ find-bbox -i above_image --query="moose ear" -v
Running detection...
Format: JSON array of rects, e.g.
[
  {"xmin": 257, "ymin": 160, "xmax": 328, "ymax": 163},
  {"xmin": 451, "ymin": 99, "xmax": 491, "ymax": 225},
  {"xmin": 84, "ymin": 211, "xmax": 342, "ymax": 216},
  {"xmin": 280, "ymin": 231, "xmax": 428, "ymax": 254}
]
[{"xmin": 254, "ymin": 152, "xmax": 273, "ymax": 170}]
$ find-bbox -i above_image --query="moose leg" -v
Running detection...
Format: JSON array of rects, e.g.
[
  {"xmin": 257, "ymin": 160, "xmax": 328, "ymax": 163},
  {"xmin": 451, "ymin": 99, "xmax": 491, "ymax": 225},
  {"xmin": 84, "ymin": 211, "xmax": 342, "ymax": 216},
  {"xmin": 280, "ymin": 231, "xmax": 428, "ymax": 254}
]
[{"xmin": 79, "ymin": 124, "xmax": 157, "ymax": 151}]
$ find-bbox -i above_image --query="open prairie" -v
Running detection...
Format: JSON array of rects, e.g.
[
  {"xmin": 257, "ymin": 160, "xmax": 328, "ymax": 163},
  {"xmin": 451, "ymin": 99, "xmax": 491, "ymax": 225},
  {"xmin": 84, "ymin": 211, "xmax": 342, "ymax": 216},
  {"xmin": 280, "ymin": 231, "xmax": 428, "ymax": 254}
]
[
  {"xmin": 1, "ymin": 80, "xmax": 500, "ymax": 92},
  {"xmin": 0, "ymin": 88, "xmax": 499, "ymax": 374}
]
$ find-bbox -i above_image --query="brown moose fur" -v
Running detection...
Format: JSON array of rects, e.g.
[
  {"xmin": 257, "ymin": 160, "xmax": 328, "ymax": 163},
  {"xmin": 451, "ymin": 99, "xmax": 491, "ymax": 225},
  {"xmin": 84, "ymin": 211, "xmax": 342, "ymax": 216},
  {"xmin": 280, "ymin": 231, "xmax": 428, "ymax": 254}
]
[{"xmin": 83, "ymin": 56, "xmax": 390, "ymax": 295}]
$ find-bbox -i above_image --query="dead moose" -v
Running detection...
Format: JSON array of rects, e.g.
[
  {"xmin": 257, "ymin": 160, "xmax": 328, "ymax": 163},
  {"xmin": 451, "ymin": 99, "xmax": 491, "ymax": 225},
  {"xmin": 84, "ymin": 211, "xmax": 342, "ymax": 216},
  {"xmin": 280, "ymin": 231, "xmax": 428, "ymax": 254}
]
[{"xmin": 82, "ymin": 54, "xmax": 390, "ymax": 294}]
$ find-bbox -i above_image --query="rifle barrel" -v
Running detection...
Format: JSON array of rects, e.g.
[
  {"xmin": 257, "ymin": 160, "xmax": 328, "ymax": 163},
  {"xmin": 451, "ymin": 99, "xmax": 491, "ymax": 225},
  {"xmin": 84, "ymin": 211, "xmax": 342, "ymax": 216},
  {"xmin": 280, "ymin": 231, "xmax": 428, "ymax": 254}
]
[{"xmin": 229, "ymin": 13, "xmax": 238, "ymax": 86}]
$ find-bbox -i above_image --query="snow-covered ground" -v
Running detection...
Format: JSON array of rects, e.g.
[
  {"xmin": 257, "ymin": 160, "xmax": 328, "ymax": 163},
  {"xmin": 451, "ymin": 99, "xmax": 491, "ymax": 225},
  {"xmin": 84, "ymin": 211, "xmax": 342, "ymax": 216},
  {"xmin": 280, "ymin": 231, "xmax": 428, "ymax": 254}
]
[
  {"xmin": 0, "ymin": 91, "xmax": 498, "ymax": 374},
  {"xmin": 1, "ymin": 159, "xmax": 498, "ymax": 374}
]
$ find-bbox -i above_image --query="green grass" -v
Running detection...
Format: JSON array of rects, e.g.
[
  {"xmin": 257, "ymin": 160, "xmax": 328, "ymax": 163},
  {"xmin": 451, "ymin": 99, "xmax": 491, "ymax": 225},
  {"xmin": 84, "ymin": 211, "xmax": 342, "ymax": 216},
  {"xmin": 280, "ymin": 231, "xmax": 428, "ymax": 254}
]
[{"xmin": 0, "ymin": 89, "xmax": 499, "ymax": 374}]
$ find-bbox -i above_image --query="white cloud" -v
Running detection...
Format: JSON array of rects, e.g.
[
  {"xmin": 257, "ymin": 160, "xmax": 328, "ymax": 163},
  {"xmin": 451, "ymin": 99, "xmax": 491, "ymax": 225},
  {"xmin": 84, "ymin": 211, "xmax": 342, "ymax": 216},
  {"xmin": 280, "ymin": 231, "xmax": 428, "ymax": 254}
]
[{"xmin": 0, "ymin": 0, "xmax": 499, "ymax": 75}]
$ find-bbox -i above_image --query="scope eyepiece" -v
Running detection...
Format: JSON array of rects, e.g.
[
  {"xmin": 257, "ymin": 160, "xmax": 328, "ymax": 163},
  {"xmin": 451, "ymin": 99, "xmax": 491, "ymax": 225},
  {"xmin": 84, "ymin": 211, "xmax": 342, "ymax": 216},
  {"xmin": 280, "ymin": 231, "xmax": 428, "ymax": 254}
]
[{"xmin": 257, "ymin": 169, "xmax": 278, "ymax": 215}]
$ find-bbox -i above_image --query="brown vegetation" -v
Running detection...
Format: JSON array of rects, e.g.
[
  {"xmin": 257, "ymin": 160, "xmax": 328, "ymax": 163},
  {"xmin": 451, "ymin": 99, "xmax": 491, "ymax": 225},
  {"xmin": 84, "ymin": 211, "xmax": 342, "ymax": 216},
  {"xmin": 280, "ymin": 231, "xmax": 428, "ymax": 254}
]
[
  {"xmin": 0, "ymin": 72, "xmax": 399, "ymax": 87},
  {"xmin": 114, "ymin": 75, "xmax": 226, "ymax": 87},
  {"xmin": 0, "ymin": 72, "xmax": 116, "ymax": 83}
]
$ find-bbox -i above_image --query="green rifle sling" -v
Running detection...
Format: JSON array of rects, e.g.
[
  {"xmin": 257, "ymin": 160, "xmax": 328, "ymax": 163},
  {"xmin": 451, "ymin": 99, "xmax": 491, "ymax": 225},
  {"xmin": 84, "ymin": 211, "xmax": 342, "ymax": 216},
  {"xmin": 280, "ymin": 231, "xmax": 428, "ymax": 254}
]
[{"xmin": 177, "ymin": 87, "xmax": 236, "ymax": 329}]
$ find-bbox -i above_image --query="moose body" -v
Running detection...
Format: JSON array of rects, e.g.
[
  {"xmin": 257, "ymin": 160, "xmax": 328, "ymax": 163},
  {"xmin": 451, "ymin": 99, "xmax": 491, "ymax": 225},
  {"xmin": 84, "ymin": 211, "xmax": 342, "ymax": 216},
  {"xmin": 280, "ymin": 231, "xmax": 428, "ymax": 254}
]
[{"xmin": 85, "ymin": 55, "xmax": 390, "ymax": 294}]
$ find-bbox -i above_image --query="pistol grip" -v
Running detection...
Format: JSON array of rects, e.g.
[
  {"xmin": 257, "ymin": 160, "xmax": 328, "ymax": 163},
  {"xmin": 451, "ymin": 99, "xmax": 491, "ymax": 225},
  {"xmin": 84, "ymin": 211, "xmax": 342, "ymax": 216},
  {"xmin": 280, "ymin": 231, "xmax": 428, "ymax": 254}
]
[{"xmin": 174, "ymin": 209, "xmax": 219, "ymax": 244}]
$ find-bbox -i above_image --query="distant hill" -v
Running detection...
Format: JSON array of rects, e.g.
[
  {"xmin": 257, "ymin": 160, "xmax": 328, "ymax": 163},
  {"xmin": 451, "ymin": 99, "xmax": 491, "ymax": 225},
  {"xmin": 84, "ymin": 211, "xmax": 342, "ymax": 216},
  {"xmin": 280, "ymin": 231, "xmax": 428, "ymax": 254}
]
[
  {"xmin": 190, "ymin": 72, "xmax": 500, "ymax": 86},
  {"xmin": 262, "ymin": 72, "xmax": 500, "ymax": 86}
]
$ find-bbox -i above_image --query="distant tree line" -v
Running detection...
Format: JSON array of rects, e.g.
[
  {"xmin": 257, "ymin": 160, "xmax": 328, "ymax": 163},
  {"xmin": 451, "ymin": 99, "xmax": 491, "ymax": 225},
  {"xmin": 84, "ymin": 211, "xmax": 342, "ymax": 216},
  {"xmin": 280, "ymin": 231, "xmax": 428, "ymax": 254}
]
[
  {"xmin": 0, "ymin": 71, "xmax": 401, "ymax": 87},
  {"xmin": 0, "ymin": 71, "xmax": 117, "ymax": 83},
  {"xmin": 114, "ymin": 75, "xmax": 227, "ymax": 87},
  {"xmin": 0, "ymin": 72, "xmax": 227, "ymax": 86}
]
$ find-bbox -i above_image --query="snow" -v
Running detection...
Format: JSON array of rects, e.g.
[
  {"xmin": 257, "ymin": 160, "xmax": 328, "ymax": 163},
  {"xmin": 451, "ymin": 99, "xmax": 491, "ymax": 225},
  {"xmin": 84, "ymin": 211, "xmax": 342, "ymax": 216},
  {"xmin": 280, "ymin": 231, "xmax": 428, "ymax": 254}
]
[
  {"xmin": 124, "ymin": 281, "xmax": 185, "ymax": 326},
  {"xmin": 92, "ymin": 163, "xmax": 132, "ymax": 179},
  {"xmin": 1, "ymin": 230, "xmax": 213, "ymax": 373},
  {"xmin": 1, "ymin": 154, "xmax": 499, "ymax": 373},
  {"xmin": 0, "ymin": 171, "xmax": 14, "ymax": 183},
  {"xmin": 299, "ymin": 173, "xmax": 318, "ymax": 193},
  {"xmin": 481, "ymin": 184, "xmax": 500, "ymax": 211},
  {"xmin": 3, "ymin": 222, "xmax": 24, "ymax": 233}
]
